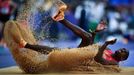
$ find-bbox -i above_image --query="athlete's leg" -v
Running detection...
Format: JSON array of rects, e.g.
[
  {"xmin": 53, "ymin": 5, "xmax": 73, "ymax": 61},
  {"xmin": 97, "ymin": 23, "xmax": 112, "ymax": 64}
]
[
  {"xmin": 5, "ymin": 21, "xmax": 55, "ymax": 54},
  {"xmin": 24, "ymin": 43, "xmax": 57, "ymax": 54},
  {"xmin": 5, "ymin": 21, "xmax": 27, "ymax": 48}
]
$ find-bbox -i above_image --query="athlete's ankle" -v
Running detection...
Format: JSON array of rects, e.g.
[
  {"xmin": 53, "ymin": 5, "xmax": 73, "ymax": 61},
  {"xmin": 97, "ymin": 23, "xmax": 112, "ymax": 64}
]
[{"xmin": 19, "ymin": 39, "xmax": 27, "ymax": 48}]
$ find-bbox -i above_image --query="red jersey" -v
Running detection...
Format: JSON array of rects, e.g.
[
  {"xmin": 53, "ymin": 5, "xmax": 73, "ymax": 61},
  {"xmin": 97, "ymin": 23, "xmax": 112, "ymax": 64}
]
[{"xmin": 103, "ymin": 50, "xmax": 119, "ymax": 62}]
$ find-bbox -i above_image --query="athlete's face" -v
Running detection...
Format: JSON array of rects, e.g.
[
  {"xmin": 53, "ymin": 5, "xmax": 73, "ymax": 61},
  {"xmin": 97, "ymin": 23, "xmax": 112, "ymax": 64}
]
[{"xmin": 114, "ymin": 48, "xmax": 129, "ymax": 61}]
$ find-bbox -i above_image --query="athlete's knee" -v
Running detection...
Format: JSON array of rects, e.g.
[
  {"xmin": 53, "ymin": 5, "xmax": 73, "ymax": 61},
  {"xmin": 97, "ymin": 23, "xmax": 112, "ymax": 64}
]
[
  {"xmin": 5, "ymin": 20, "xmax": 16, "ymax": 30},
  {"xmin": 5, "ymin": 20, "xmax": 19, "ymax": 33}
]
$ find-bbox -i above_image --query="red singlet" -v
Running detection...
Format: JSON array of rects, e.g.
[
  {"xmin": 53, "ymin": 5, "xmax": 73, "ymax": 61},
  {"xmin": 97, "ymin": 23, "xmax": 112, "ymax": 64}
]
[{"xmin": 103, "ymin": 50, "xmax": 119, "ymax": 62}]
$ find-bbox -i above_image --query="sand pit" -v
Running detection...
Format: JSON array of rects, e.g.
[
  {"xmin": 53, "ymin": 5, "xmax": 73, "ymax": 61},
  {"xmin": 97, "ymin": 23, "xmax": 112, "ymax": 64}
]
[{"xmin": 0, "ymin": 66, "xmax": 134, "ymax": 75}]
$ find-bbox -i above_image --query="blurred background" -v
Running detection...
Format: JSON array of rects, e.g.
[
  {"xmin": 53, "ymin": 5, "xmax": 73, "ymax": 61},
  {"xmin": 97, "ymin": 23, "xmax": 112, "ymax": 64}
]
[{"xmin": 0, "ymin": 0, "xmax": 134, "ymax": 68}]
